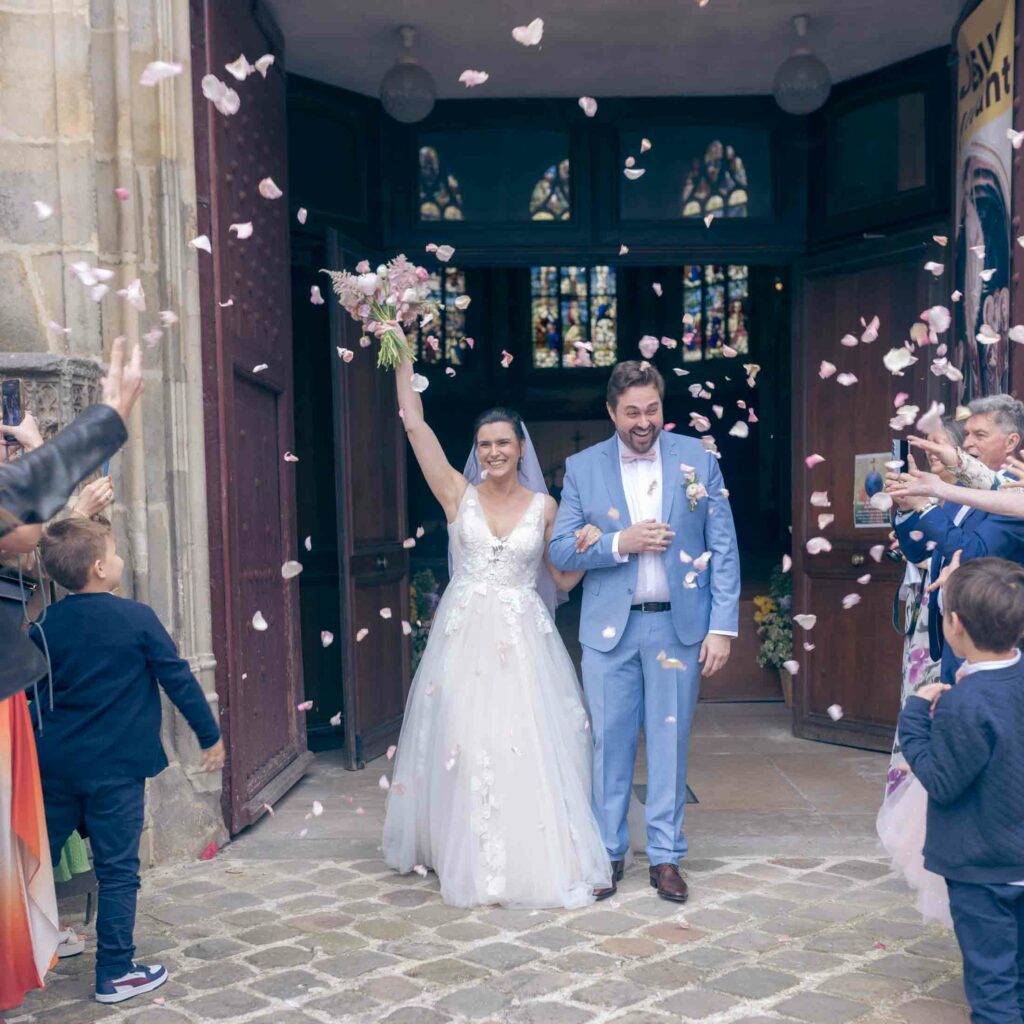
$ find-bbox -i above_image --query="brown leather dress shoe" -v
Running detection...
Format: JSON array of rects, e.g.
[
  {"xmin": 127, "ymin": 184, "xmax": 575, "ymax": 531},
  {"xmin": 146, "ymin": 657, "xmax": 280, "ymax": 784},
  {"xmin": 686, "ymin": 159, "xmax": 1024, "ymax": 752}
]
[
  {"xmin": 594, "ymin": 859, "xmax": 625, "ymax": 901},
  {"xmin": 649, "ymin": 863, "xmax": 689, "ymax": 902}
]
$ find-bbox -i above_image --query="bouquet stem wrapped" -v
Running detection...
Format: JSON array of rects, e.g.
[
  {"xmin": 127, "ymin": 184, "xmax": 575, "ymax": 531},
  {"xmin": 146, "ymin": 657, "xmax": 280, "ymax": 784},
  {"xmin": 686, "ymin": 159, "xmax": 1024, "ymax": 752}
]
[{"xmin": 322, "ymin": 254, "xmax": 436, "ymax": 371}]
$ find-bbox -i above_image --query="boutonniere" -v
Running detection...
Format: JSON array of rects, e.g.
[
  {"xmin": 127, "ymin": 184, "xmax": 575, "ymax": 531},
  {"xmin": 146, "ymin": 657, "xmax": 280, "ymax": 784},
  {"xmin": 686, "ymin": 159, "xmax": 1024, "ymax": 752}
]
[{"xmin": 683, "ymin": 466, "xmax": 707, "ymax": 512}]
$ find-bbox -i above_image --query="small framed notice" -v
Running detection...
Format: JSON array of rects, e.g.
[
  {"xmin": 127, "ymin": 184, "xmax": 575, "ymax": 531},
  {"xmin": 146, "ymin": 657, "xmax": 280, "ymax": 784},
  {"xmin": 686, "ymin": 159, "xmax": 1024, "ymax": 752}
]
[{"xmin": 853, "ymin": 453, "xmax": 890, "ymax": 528}]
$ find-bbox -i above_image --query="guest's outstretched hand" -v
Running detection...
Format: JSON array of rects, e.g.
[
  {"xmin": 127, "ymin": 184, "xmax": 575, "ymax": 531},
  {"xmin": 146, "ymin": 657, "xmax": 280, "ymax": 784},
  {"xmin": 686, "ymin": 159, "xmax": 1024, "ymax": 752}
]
[
  {"xmin": 909, "ymin": 435, "xmax": 958, "ymax": 471},
  {"xmin": 101, "ymin": 336, "xmax": 144, "ymax": 423},
  {"xmin": 888, "ymin": 463, "xmax": 943, "ymax": 501},
  {"xmin": 74, "ymin": 476, "xmax": 114, "ymax": 518},
  {"xmin": 1000, "ymin": 453, "xmax": 1024, "ymax": 488}
]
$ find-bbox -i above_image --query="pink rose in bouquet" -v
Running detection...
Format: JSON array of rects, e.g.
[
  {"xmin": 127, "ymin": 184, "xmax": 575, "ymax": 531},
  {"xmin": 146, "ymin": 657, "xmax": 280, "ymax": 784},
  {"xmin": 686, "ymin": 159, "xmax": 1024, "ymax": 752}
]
[{"xmin": 321, "ymin": 254, "xmax": 437, "ymax": 370}]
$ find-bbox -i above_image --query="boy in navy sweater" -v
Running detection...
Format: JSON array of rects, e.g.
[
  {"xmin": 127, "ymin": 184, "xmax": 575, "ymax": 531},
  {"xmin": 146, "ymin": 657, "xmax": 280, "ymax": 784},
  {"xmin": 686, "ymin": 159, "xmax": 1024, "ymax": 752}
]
[
  {"xmin": 33, "ymin": 515, "xmax": 224, "ymax": 1005},
  {"xmin": 899, "ymin": 555, "xmax": 1024, "ymax": 1024}
]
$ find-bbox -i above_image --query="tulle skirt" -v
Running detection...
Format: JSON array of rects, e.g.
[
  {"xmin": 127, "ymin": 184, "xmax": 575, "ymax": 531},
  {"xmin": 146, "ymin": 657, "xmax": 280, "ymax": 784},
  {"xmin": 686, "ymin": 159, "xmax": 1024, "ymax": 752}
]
[
  {"xmin": 876, "ymin": 771, "xmax": 952, "ymax": 928},
  {"xmin": 382, "ymin": 580, "xmax": 612, "ymax": 908}
]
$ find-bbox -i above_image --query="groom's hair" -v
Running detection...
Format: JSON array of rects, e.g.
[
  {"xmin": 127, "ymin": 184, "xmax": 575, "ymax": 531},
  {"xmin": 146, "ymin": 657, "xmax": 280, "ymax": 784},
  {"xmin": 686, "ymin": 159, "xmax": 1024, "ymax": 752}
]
[
  {"xmin": 607, "ymin": 361, "xmax": 665, "ymax": 410},
  {"xmin": 473, "ymin": 407, "xmax": 526, "ymax": 441}
]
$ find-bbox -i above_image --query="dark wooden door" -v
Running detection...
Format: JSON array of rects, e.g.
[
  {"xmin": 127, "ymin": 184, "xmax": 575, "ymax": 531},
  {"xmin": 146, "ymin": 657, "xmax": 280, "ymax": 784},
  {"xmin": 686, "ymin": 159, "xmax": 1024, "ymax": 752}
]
[
  {"xmin": 792, "ymin": 239, "xmax": 944, "ymax": 750},
  {"xmin": 192, "ymin": 0, "xmax": 312, "ymax": 831},
  {"xmin": 327, "ymin": 233, "xmax": 412, "ymax": 768}
]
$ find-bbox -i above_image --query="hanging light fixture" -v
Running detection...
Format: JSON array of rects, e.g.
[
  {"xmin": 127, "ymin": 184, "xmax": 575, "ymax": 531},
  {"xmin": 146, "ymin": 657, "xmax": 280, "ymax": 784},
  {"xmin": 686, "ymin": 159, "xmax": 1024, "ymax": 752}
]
[
  {"xmin": 772, "ymin": 15, "xmax": 832, "ymax": 115},
  {"xmin": 379, "ymin": 25, "xmax": 436, "ymax": 124}
]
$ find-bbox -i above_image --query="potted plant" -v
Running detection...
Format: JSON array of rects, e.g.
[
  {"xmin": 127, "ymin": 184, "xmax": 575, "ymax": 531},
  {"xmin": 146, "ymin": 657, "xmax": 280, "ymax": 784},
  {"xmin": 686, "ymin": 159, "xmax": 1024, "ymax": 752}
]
[{"xmin": 754, "ymin": 565, "xmax": 795, "ymax": 706}]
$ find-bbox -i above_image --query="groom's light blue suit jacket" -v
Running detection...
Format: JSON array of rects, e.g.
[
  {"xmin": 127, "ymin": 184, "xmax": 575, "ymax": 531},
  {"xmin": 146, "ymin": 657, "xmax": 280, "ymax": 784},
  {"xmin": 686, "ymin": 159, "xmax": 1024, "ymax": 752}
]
[{"xmin": 549, "ymin": 432, "xmax": 741, "ymax": 652}]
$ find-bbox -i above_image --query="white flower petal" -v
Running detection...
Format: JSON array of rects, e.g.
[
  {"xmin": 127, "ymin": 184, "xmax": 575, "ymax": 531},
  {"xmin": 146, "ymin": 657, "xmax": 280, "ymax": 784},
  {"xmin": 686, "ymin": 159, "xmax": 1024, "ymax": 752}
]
[
  {"xmin": 139, "ymin": 61, "xmax": 183, "ymax": 87},
  {"xmin": 258, "ymin": 177, "xmax": 283, "ymax": 199},
  {"xmin": 511, "ymin": 17, "xmax": 544, "ymax": 45}
]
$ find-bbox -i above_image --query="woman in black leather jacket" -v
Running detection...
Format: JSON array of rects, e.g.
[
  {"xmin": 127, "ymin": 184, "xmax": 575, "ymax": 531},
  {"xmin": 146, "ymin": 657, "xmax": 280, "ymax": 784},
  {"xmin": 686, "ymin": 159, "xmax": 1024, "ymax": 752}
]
[{"xmin": 0, "ymin": 340, "xmax": 142, "ymax": 700}]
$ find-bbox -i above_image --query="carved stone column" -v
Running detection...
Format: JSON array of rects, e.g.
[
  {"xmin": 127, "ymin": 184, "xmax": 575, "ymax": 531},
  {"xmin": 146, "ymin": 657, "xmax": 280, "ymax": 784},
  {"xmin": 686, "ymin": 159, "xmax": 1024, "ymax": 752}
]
[
  {"xmin": 0, "ymin": 0, "xmax": 226, "ymax": 862},
  {"xmin": 0, "ymin": 354, "xmax": 104, "ymax": 438}
]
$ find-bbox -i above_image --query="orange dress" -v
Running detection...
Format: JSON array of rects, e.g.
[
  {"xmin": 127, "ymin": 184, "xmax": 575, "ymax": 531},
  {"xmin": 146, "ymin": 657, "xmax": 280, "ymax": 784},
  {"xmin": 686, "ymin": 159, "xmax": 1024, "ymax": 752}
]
[{"xmin": 0, "ymin": 693, "xmax": 58, "ymax": 1010}]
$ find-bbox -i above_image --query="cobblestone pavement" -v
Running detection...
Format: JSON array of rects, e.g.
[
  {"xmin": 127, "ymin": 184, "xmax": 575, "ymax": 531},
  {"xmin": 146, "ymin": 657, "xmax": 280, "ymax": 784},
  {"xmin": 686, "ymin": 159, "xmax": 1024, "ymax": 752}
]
[{"xmin": 11, "ymin": 707, "xmax": 969, "ymax": 1024}]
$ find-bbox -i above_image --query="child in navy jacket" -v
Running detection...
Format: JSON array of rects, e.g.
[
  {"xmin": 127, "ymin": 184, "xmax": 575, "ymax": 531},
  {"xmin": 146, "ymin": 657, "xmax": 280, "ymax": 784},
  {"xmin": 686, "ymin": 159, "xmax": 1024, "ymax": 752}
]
[
  {"xmin": 33, "ymin": 515, "xmax": 224, "ymax": 1005},
  {"xmin": 899, "ymin": 555, "xmax": 1024, "ymax": 1023}
]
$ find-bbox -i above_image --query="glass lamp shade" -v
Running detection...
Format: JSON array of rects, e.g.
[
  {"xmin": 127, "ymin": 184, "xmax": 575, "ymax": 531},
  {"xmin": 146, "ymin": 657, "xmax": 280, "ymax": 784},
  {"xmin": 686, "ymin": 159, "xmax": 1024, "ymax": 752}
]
[
  {"xmin": 380, "ymin": 56, "xmax": 436, "ymax": 124},
  {"xmin": 773, "ymin": 50, "xmax": 832, "ymax": 115}
]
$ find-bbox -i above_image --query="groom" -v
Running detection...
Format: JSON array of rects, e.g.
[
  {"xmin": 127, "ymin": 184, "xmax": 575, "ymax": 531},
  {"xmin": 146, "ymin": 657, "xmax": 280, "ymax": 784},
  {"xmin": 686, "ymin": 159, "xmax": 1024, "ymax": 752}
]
[{"xmin": 549, "ymin": 360, "xmax": 740, "ymax": 902}]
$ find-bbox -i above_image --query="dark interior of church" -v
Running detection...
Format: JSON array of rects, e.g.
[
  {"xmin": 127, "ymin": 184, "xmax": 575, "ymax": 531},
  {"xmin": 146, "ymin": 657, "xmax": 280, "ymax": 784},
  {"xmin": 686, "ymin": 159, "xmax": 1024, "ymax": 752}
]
[{"xmin": 283, "ymin": 38, "xmax": 955, "ymax": 756}]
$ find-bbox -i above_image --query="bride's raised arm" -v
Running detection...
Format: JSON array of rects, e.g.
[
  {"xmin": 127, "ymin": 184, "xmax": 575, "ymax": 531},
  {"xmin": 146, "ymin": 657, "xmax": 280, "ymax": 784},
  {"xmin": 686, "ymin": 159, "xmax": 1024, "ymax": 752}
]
[{"xmin": 396, "ymin": 353, "xmax": 468, "ymax": 523}]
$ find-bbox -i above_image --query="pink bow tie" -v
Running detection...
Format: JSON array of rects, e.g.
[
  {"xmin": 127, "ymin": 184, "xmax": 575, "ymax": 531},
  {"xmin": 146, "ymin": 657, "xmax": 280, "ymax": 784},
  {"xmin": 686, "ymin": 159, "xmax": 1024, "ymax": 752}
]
[{"xmin": 621, "ymin": 450, "xmax": 656, "ymax": 464}]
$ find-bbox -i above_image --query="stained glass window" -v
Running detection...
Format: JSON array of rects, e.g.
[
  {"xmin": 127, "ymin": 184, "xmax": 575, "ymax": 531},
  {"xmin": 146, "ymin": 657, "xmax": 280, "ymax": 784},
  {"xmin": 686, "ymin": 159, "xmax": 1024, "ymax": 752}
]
[
  {"xmin": 419, "ymin": 146, "xmax": 464, "ymax": 221},
  {"xmin": 529, "ymin": 159, "xmax": 571, "ymax": 221},
  {"xmin": 414, "ymin": 267, "xmax": 471, "ymax": 368},
  {"xmin": 681, "ymin": 264, "xmax": 751, "ymax": 361},
  {"xmin": 532, "ymin": 266, "xmax": 617, "ymax": 368},
  {"xmin": 681, "ymin": 141, "xmax": 749, "ymax": 220}
]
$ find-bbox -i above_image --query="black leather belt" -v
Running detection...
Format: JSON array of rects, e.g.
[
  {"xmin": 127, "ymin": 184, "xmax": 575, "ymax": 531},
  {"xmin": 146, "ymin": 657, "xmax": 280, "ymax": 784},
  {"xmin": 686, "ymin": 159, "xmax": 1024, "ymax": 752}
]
[{"xmin": 631, "ymin": 602, "xmax": 671, "ymax": 613}]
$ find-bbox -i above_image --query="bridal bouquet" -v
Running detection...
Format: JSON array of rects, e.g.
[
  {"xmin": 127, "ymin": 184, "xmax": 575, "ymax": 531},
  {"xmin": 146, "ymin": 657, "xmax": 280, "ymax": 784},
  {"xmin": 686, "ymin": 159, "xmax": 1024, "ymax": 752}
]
[{"xmin": 322, "ymin": 254, "xmax": 437, "ymax": 370}]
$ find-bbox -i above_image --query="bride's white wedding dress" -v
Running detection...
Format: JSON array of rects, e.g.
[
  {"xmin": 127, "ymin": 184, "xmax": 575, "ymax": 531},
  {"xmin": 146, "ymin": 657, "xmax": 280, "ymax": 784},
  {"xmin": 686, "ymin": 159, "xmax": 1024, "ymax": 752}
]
[{"xmin": 382, "ymin": 484, "xmax": 612, "ymax": 908}]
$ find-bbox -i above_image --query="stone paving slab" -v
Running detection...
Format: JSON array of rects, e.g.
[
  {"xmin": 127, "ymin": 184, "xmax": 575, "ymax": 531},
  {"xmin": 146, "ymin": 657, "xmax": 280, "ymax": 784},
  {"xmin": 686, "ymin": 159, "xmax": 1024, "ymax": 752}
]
[
  {"xmin": 9, "ymin": 705, "xmax": 972, "ymax": 1024},
  {"xmin": 11, "ymin": 849, "xmax": 971, "ymax": 1024}
]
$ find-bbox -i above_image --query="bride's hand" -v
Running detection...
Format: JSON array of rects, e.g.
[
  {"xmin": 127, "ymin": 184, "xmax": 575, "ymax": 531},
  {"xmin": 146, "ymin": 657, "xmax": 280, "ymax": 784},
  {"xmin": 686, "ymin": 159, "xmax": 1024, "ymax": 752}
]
[{"xmin": 574, "ymin": 524, "xmax": 603, "ymax": 552}]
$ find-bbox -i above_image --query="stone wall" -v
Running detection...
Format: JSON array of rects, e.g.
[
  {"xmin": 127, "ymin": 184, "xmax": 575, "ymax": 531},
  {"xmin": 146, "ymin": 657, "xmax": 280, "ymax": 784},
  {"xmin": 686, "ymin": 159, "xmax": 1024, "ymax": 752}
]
[{"xmin": 0, "ymin": 0, "xmax": 226, "ymax": 862}]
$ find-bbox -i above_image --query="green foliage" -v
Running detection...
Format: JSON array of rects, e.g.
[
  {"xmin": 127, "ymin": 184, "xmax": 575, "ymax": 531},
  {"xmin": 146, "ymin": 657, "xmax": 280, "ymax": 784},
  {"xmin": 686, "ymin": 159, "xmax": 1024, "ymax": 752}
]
[
  {"xmin": 754, "ymin": 563, "xmax": 793, "ymax": 670},
  {"xmin": 409, "ymin": 568, "xmax": 440, "ymax": 674}
]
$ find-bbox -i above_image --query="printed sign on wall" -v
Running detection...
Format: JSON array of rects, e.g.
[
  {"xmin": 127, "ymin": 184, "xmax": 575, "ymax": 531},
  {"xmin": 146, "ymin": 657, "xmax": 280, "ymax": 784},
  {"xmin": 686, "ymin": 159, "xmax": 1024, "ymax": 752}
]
[{"xmin": 953, "ymin": 0, "xmax": 1015, "ymax": 399}]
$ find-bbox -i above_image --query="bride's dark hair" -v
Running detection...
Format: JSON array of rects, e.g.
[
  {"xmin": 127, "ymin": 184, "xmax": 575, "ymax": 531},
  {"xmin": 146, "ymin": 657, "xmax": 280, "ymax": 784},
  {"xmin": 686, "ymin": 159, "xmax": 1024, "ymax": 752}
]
[{"xmin": 473, "ymin": 407, "xmax": 526, "ymax": 442}]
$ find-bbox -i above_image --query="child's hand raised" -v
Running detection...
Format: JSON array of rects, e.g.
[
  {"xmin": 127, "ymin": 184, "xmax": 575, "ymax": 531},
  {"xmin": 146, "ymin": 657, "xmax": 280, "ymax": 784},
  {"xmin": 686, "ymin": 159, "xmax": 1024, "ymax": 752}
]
[
  {"xmin": 199, "ymin": 738, "xmax": 225, "ymax": 772},
  {"xmin": 915, "ymin": 682, "xmax": 951, "ymax": 710}
]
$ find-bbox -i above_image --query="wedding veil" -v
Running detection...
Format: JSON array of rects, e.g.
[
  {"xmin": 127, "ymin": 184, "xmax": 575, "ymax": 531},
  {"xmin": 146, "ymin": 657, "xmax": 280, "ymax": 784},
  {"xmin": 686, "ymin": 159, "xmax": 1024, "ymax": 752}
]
[{"xmin": 455, "ymin": 424, "xmax": 567, "ymax": 617}]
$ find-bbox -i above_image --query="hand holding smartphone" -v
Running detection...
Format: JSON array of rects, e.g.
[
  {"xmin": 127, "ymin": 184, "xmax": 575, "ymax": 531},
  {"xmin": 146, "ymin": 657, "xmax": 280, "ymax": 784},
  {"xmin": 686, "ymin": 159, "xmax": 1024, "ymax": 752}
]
[{"xmin": 2, "ymin": 379, "xmax": 23, "ymax": 452}]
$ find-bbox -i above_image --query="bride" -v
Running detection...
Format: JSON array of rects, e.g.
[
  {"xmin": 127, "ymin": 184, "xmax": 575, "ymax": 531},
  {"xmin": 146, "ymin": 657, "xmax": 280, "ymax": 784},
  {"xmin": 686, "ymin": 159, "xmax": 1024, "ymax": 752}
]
[{"xmin": 382, "ymin": 354, "xmax": 613, "ymax": 908}]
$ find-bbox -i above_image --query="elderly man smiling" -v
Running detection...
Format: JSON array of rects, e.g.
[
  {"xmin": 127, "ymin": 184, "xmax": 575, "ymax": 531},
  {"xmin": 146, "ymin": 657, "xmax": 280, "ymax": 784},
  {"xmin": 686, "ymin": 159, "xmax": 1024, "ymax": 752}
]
[{"xmin": 888, "ymin": 395, "xmax": 1024, "ymax": 684}]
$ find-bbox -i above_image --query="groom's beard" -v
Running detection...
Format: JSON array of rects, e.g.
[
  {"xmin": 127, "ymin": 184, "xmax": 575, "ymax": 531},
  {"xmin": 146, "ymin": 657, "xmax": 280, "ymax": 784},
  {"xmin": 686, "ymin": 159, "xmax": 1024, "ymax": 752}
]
[{"xmin": 622, "ymin": 425, "xmax": 660, "ymax": 453}]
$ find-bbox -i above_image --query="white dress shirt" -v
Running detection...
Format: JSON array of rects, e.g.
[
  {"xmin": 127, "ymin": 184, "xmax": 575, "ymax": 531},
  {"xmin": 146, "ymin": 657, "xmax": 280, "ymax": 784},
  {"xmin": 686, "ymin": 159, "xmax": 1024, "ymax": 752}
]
[
  {"xmin": 611, "ymin": 436, "xmax": 671, "ymax": 603},
  {"xmin": 610, "ymin": 436, "xmax": 736, "ymax": 638}
]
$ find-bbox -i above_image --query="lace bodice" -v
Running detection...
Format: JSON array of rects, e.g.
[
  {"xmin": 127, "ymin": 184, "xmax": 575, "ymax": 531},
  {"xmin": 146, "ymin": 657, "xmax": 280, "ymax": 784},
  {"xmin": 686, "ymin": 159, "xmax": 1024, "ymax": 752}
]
[
  {"xmin": 443, "ymin": 485, "xmax": 553, "ymax": 642},
  {"xmin": 449, "ymin": 485, "xmax": 546, "ymax": 589}
]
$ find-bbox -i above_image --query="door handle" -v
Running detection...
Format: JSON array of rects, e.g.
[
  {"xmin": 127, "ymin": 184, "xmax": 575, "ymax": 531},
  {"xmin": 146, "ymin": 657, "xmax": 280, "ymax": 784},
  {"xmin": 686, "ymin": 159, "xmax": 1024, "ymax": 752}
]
[
  {"xmin": 375, "ymin": 555, "xmax": 389, "ymax": 571},
  {"xmin": 851, "ymin": 554, "xmax": 865, "ymax": 566}
]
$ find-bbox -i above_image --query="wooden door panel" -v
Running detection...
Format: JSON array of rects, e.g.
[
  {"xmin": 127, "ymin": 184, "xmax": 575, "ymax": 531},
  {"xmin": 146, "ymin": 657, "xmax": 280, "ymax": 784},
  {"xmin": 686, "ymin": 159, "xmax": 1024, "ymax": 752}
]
[
  {"xmin": 792, "ymin": 246, "xmax": 941, "ymax": 750},
  {"xmin": 352, "ymin": 574, "xmax": 408, "ymax": 756},
  {"xmin": 192, "ymin": 0, "xmax": 311, "ymax": 831},
  {"xmin": 328, "ymin": 234, "xmax": 411, "ymax": 768},
  {"xmin": 700, "ymin": 596, "xmax": 783, "ymax": 702},
  {"xmin": 229, "ymin": 372, "xmax": 304, "ymax": 802}
]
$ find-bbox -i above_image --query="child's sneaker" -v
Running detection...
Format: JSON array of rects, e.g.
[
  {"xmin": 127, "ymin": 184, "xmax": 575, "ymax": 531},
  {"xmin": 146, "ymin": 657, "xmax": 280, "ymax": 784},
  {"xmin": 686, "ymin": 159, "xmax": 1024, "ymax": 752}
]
[
  {"xmin": 94, "ymin": 963, "xmax": 168, "ymax": 1004},
  {"xmin": 55, "ymin": 927, "xmax": 85, "ymax": 958}
]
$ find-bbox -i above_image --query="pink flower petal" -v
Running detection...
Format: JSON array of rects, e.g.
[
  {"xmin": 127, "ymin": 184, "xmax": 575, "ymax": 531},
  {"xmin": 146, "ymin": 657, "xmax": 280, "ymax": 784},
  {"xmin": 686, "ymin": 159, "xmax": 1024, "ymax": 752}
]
[{"xmin": 459, "ymin": 69, "xmax": 490, "ymax": 88}]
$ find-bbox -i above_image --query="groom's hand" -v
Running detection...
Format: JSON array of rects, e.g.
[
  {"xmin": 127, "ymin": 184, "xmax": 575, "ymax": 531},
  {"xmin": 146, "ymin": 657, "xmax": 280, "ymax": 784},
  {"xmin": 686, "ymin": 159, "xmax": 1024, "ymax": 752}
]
[
  {"xmin": 618, "ymin": 519, "xmax": 675, "ymax": 554},
  {"xmin": 699, "ymin": 633, "xmax": 731, "ymax": 677}
]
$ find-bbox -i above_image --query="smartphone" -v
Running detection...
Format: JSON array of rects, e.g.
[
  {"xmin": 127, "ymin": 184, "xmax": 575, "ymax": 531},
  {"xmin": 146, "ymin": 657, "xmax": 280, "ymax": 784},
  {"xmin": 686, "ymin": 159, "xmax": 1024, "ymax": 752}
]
[
  {"xmin": 2, "ymin": 378, "xmax": 23, "ymax": 447},
  {"xmin": 891, "ymin": 437, "xmax": 910, "ymax": 469}
]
